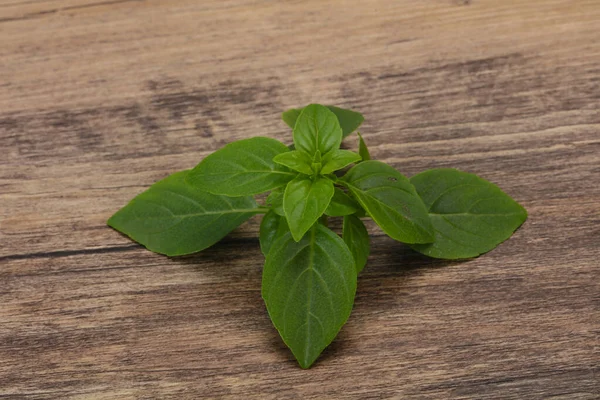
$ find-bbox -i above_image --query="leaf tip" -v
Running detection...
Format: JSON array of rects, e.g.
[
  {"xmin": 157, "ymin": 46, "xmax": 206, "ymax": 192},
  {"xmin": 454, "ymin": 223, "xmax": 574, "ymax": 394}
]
[
  {"xmin": 297, "ymin": 358, "xmax": 315, "ymax": 369},
  {"xmin": 291, "ymin": 231, "xmax": 304, "ymax": 243},
  {"xmin": 106, "ymin": 211, "xmax": 122, "ymax": 230}
]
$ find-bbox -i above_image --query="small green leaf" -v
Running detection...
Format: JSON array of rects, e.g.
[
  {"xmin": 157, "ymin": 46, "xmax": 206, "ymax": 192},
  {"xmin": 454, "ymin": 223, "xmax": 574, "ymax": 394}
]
[
  {"xmin": 259, "ymin": 210, "xmax": 289, "ymax": 256},
  {"xmin": 325, "ymin": 188, "xmax": 360, "ymax": 217},
  {"xmin": 283, "ymin": 105, "xmax": 364, "ymax": 138},
  {"xmin": 282, "ymin": 108, "xmax": 302, "ymax": 130},
  {"xmin": 187, "ymin": 137, "xmax": 296, "ymax": 196},
  {"xmin": 293, "ymin": 104, "xmax": 342, "ymax": 156},
  {"xmin": 343, "ymin": 215, "xmax": 370, "ymax": 273},
  {"xmin": 108, "ymin": 170, "xmax": 262, "ymax": 256},
  {"xmin": 311, "ymin": 151, "xmax": 323, "ymax": 174},
  {"xmin": 262, "ymin": 223, "xmax": 357, "ymax": 369},
  {"xmin": 321, "ymin": 150, "xmax": 362, "ymax": 175},
  {"xmin": 327, "ymin": 105, "xmax": 365, "ymax": 138},
  {"xmin": 342, "ymin": 161, "xmax": 434, "ymax": 244},
  {"xmin": 409, "ymin": 168, "xmax": 528, "ymax": 259},
  {"xmin": 312, "ymin": 150, "xmax": 322, "ymax": 163},
  {"xmin": 266, "ymin": 189, "xmax": 285, "ymax": 216},
  {"xmin": 284, "ymin": 175, "xmax": 335, "ymax": 241},
  {"xmin": 358, "ymin": 132, "xmax": 370, "ymax": 162},
  {"xmin": 273, "ymin": 151, "xmax": 313, "ymax": 175}
]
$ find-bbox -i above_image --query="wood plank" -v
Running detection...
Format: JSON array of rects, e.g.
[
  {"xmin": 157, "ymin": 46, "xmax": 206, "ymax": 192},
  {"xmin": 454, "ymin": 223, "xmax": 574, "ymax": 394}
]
[{"xmin": 1, "ymin": 0, "xmax": 599, "ymax": 398}]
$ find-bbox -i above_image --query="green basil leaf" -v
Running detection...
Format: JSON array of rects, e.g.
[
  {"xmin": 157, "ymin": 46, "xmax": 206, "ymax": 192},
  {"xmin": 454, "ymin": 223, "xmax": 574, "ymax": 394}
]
[
  {"xmin": 320, "ymin": 150, "xmax": 362, "ymax": 175},
  {"xmin": 358, "ymin": 132, "xmax": 371, "ymax": 162},
  {"xmin": 259, "ymin": 210, "xmax": 289, "ymax": 256},
  {"xmin": 187, "ymin": 137, "xmax": 296, "ymax": 196},
  {"xmin": 108, "ymin": 170, "xmax": 262, "ymax": 256},
  {"xmin": 312, "ymin": 150, "xmax": 322, "ymax": 163},
  {"xmin": 282, "ymin": 108, "xmax": 302, "ymax": 130},
  {"xmin": 284, "ymin": 175, "xmax": 334, "ymax": 241},
  {"xmin": 262, "ymin": 223, "xmax": 357, "ymax": 369},
  {"xmin": 325, "ymin": 187, "xmax": 360, "ymax": 217},
  {"xmin": 343, "ymin": 215, "xmax": 370, "ymax": 273},
  {"xmin": 293, "ymin": 104, "xmax": 342, "ymax": 156},
  {"xmin": 342, "ymin": 161, "xmax": 434, "ymax": 244},
  {"xmin": 327, "ymin": 105, "xmax": 365, "ymax": 138},
  {"xmin": 273, "ymin": 150, "xmax": 313, "ymax": 175},
  {"xmin": 266, "ymin": 189, "xmax": 285, "ymax": 216},
  {"xmin": 409, "ymin": 168, "xmax": 528, "ymax": 259},
  {"xmin": 283, "ymin": 105, "xmax": 364, "ymax": 138}
]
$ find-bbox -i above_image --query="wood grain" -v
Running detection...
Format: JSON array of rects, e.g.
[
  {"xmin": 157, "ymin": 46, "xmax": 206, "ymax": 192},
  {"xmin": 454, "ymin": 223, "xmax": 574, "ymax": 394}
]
[{"xmin": 1, "ymin": 0, "xmax": 599, "ymax": 398}]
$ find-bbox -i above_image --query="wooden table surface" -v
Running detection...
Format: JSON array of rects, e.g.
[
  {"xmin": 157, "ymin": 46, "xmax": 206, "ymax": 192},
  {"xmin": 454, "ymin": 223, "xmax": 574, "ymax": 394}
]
[{"xmin": 1, "ymin": 0, "xmax": 599, "ymax": 398}]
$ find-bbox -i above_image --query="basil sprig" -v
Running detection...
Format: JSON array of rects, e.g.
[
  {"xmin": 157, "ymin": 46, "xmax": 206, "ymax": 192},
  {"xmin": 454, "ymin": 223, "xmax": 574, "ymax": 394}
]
[{"xmin": 108, "ymin": 104, "xmax": 527, "ymax": 368}]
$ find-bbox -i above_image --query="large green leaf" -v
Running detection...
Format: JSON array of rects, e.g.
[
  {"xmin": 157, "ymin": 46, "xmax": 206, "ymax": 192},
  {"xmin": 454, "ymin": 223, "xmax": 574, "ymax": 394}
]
[
  {"xmin": 108, "ymin": 170, "xmax": 261, "ymax": 256},
  {"xmin": 409, "ymin": 169, "xmax": 527, "ymax": 259},
  {"xmin": 284, "ymin": 175, "xmax": 335, "ymax": 241},
  {"xmin": 262, "ymin": 223, "xmax": 357, "ymax": 369},
  {"xmin": 259, "ymin": 210, "xmax": 289, "ymax": 256},
  {"xmin": 342, "ymin": 161, "xmax": 434, "ymax": 244},
  {"xmin": 293, "ymin": 104, "xmax": 342, "ymax": 156},
  {"xmin": 343, "ymin": 215, "xmax": 370, "ymax": 273},
  {"xmin": 320, "ymin": 150, "xmax": 362, "ymax": 175},
  {"xmin": 325, "ymin": 187, "xmax": 360, "ymax": 217},
  {"xmin": 187, "ymin": 137, "xmax": 296, "ymax": 196},
  {"xmin": 283, "ymin": 105, "xmax": 364, "ymax": 138}
]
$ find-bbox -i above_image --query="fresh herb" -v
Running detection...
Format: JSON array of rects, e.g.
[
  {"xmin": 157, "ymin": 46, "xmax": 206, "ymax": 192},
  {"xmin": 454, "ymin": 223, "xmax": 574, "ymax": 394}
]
[{"xmin": 108, "ymin": 104, "xmax": 527, "ymax": 368}]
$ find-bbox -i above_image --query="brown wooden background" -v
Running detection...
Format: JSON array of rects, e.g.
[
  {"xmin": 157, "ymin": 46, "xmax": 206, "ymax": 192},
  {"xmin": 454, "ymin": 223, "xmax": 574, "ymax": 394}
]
[{"xmin": 1, "ymin": 0, "xmax": 599, "ymax": 398}]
